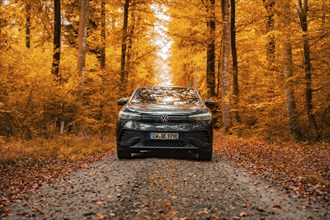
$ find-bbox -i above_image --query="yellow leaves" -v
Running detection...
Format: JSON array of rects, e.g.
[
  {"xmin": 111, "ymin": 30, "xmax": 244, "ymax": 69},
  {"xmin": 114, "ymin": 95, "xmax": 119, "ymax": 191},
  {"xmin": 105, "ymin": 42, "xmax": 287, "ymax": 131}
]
[
  {"xmin": 0, "ymin": 136, "xmax": 5, "ymax": 145},
  {"xmin": 0, "ymin": 136, "xmax": 115, "ymax": 163}
]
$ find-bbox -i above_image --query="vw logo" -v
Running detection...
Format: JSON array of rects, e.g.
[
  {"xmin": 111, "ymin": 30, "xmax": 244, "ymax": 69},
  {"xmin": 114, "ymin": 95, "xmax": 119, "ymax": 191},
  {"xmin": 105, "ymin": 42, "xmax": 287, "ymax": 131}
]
[{"xmin": 160, "ymin": 115, "xmax": 169, "ymax": 122}]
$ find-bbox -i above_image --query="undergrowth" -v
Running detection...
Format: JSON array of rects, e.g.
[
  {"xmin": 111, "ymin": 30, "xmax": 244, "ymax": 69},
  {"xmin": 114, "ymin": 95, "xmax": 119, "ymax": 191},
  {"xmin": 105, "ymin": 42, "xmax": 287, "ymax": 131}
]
[{"xmin": 0, "ymin": 135, "xmax": 114, "ymax": 163}]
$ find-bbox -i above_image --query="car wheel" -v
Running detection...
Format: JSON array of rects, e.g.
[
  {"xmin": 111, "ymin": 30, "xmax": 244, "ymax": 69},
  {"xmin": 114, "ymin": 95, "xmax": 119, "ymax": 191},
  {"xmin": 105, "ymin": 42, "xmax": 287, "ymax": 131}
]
[
  {"xmin": 199, "ymin": 151, "xmax": 212, "ymax": 161},
  {"xmin": 117, "ymin": 150, "xmax": 131, "ymax": 159}
]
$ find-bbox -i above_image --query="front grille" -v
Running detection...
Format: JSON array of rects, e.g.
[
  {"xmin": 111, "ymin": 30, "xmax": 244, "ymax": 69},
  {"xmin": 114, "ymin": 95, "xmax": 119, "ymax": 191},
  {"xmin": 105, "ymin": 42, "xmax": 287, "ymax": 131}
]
[
  {"xmin": 120, "ymin": 130, "xmax": 210, "ymax": 148},
  {"xmin": 142, "ymin": 140, "xmax": 187, "ymax": 148}
]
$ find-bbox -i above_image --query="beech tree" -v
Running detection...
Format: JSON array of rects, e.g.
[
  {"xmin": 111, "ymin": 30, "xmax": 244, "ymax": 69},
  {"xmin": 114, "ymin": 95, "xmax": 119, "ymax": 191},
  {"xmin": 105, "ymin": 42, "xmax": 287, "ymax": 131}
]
[
  {"xmin": 297, "ymin": 0, "xmax": 319, "ymax": 139},
  {"xmin": 203, "ymin": 0, "xmax": 216, "ymax": 97},
  {"xmin": 120, "ymin": 0, "xmax": 130, "ymax": 85},
  {"xmin": 281, "ymin": 0, "xmax": 303, "ymax": 140},
  {"xmin": 77, "ymin": 0, "xmax": 89, "ymax": 76},
  {"xmin": 51, "ymin": 0, "xmax": 61, "ymax": 77},
  {"xmin": 263, "ymin": 0, "xmax": 276, "ymax": 72},
  {"xmin": 221, "ymin": 0, "xmax": 232, "ymax": 131},
  {"xmin": 100, "ymin": 0, "xmax": 106, "ymax": 69},
  {"xmin": 25, "ymin": 1, "xmax": 31, "ymax": 48},
  {"xmin": 231, "ymin": 0, "xmax": 240, "ymax": 123}
]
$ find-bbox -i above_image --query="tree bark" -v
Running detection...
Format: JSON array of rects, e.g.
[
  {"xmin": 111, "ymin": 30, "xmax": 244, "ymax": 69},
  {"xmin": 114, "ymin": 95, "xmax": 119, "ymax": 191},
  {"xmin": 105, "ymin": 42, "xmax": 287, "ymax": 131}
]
[
  {"xmin": 206, "ymin": 0, "xmax": 216, "ymax": 97},
  {"xmin": 52, "ymin": 0, "xmax": 61, "ymax": 77},
  {"xmin": 263, "ymin": 0, "xmax": 276, "ymax": 72},
  {"xmin": 281, "ymin": 0, "xmax": 303, "ymax": 140},
  {"xmin": 297, "ymin": 0, "xmax": 319, "ymax": 139},
  {"xmin": 230, "ymin": 0, "xmax": 240, "ymax": 123},
  {"xmin": 120, "ymin": 0, "xmax": 130, "ymax": 85},
  {"xmin": 127, "ymin": 7, "xmax": 136, "ymax": 92},
  {"xmin": 77, "ymin": 0, "xmax": 89, "ymax": 77},
  {"xmin": 100, "ymin": 0, "xmax": 106, "ymax": 70},
  {"xmin": 221, "ymin": 0, "xmax": 232, "ymax": 131},
  {"xmin": 25, "ymin": 2, "xmax": 31, "ymax": 48},
  {"xmin": 283, "ymin": 42, "xmax": 302, "ymax": 140}
]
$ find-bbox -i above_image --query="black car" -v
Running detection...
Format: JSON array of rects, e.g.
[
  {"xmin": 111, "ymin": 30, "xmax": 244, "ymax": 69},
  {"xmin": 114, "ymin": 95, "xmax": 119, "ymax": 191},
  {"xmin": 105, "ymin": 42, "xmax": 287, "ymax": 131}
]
[{"xmin": 116, "ymin": 86, "xmax": 215, "ymax": 160}]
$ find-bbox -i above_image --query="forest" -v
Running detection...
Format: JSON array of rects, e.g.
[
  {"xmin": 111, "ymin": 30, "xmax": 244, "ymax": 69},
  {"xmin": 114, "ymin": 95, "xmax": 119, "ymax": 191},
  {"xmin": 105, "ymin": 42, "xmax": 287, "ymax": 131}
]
[{"xmin": 0, "ymin": 0, "xmax": 329, "ymax": 142}]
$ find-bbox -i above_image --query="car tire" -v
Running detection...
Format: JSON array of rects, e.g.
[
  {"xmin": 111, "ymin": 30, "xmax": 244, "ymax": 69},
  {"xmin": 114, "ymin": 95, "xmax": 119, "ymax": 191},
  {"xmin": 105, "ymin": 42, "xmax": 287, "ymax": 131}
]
[
  {"xmin": 117, "ymin": 150, "xmax": 131, "ymax": 159},
  {"xmin": 199, "ymin": 151, "xmax": 212, "ymax": 161}
]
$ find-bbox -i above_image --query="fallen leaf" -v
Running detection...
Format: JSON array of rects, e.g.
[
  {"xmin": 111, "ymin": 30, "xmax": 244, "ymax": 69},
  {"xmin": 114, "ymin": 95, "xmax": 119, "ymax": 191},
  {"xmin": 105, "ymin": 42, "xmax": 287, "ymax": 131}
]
[
  {"xmin": 273, "ymin": 204, "xmax": 281, "ymax": 209},
  {"xmin": 97, "ymin": 213, "xmax": 104, "ymax": 219},
  {"xmin": 245, "ymin": 202, "xmax": 251, "ymax": 207},
  {"xmin": 240, "ymin": 212, "xmax": 248, "ymax": 217}
]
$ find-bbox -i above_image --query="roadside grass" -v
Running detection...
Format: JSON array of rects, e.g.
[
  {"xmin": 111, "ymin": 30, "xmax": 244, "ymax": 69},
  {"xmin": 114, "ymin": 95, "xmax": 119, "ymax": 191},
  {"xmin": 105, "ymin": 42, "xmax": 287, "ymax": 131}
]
[
  {"xmin": 0, "ymin": 135, "xmax": 114, "ymax": 163},
  {"xmin": 213, "ymin": 132, "xmax": 330, "ymax": 203},
  {"xmin": 0, "ymin": 135, "xmax": 115, "ymax": 207}
]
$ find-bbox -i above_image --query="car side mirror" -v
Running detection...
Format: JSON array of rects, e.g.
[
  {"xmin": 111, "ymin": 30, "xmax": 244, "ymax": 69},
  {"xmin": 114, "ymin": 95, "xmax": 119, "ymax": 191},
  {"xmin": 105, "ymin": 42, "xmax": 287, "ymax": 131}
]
[
  {"xmin": 117, "ymin": 98, "xmax": 128, "ymax": 106},
  {"xmin": 205, "ymin": 99, "xmax": 216, "ymax": 108}
]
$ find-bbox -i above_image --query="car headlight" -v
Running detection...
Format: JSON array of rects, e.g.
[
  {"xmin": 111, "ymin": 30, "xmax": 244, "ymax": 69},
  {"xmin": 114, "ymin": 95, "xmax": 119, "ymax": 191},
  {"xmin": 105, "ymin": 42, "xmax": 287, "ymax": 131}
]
[
  {"xmin": 189, "ymin": 112, "xmax": 211, "ymax": 121},
  {"xmin": 119, "ymin": 111, "xmax": 141, "ymax": 120}
]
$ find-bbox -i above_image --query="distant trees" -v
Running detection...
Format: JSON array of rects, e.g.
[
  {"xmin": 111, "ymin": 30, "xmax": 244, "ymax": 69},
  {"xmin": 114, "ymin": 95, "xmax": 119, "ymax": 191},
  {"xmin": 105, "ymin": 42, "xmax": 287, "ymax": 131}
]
[
  {"xmin": 169, "ymin": 0, "xmax": 329, "ymax": 140},
  {"xmin": 0, "ymin": 0, "xmax": 329, "ymax": 141},
  {"xmin": 0, "ymin": 0, "xmax": 158, "ymax": 138}
]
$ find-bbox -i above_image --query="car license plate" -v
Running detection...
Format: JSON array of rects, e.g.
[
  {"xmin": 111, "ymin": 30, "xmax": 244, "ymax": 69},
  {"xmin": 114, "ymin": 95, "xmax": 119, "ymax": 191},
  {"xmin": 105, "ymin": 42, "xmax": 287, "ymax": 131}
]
[{"xmin": 150, "ymin": 133, "xmax": 179, "ymax": 140}]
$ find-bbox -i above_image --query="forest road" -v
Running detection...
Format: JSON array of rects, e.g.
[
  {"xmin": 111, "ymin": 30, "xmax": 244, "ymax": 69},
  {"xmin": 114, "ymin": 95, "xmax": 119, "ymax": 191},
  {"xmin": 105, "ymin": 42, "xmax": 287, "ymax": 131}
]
[{"xmin": 2, "ymin": 153, "xmax": 329, "ymax": 220}]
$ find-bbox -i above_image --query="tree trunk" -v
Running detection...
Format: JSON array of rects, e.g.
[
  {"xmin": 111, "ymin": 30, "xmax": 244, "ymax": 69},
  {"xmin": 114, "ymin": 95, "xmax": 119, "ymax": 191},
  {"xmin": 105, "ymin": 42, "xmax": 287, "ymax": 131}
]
[
  {"xmin": 52, "ymin": 0, "xmax": 61, "ymax": 77},
  {"xmin": 281, "ymin": 0, "xmax": 303, "ymax": 140},
  {"xmin": 297, "ymin": 0, "xmax": 319, "ymax": 139},
  {"xmin": 127, "ymin": 7, "xmax": 136, "ymax": 92},
  {"xmin": 100, "ymin": 0, "xmax": 106, "ymax": 70},
  {"xmin": 77, "ymin": 0, "xmax": 89, "ymax": 77},
  {"xmin": 120, "ymin": 0, "xmax": 130, "ymax": 85},
  {"xmin": 263, "ymin": 0, "xmax": 276, "ymax": 72},
  {"xmin": 230, "ymin": 0, "xmax": 240, "ymax": 123},
  {"xmin": 221, "ymin": 0, "xmax": 232, "ymax": 131},
  {"xmin": 25, "ymin": 2, "xmax": 31, "ymax": 48},
  {"xmin": 283, "ymin": 42, "xmax": 302, "ymax": 140},
  {"xmin": 98, "ymin": 0, "xmax": 106, "ymax": 136},
  {"xmin": 206, "ymin": 0, "xmax": 216, "ymax": 97}
]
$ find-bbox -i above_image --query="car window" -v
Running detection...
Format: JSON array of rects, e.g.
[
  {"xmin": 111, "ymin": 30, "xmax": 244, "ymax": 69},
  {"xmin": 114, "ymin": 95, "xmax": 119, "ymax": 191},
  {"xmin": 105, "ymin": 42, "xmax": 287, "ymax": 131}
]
[{"xmin": 130, "ymin": 87, "xmax": 201, "ymax": 106}]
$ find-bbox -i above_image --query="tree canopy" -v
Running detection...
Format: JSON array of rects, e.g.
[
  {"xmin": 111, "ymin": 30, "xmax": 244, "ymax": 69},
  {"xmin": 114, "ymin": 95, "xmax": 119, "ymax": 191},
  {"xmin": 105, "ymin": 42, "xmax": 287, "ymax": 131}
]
[{"xmin": 0, "ymin": 0, "xmax": 329, "ymax": 141}]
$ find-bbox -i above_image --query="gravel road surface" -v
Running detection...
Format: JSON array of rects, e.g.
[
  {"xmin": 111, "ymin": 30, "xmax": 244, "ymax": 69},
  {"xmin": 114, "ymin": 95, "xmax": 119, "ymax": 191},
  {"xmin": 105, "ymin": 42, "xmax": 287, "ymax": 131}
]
[{"xmin": 2, "ymin": 153, "xmax": 329, "ymax": 219}]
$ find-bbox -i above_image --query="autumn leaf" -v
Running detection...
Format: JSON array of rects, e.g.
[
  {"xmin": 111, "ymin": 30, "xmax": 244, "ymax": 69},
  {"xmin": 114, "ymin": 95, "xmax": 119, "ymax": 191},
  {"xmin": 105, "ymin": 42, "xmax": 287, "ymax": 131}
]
[
  {"xmin": 239, "ymin": 212, "xmax": 248, "ymax": 217},
  {"xmin": 97, "ymin": 213, "xmax": 104, "ymax": 219}
]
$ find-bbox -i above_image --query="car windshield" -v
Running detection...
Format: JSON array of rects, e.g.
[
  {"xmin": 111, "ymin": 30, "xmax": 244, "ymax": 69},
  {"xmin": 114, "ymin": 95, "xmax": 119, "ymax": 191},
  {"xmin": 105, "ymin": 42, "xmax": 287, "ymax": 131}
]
[{"xmin": 130, "ymin": 87, "xmax": 201, "ymax": 106}]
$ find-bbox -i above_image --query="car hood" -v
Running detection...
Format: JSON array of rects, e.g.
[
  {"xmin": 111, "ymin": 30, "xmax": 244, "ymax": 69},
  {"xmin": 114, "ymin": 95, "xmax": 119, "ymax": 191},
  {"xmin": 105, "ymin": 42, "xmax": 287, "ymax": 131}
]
[{"xmin": 125, "ymin": 103, "xmax": 206, "ymax": 115}]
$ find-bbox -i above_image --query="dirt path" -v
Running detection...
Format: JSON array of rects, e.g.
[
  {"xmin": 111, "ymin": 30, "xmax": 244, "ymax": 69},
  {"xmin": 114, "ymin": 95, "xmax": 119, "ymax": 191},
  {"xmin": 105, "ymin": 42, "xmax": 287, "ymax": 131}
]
[{"xmin": 1, "ymin": 153, "xmax": 329, "ymax": 219}]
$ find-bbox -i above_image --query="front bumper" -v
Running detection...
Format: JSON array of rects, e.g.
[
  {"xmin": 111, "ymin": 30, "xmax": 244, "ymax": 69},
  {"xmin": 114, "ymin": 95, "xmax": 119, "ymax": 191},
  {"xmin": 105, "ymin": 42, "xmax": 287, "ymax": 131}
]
[{"xmin": 117, "ymin": 121, "xmax": 213, "ymax": 152}]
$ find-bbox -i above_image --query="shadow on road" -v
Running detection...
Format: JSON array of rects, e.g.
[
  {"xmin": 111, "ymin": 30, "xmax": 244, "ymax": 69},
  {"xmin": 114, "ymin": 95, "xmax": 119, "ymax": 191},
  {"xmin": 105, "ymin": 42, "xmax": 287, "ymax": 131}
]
[{"xmin": 128, "ymin": 150, "xmax": 202, "ymax": 161}]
